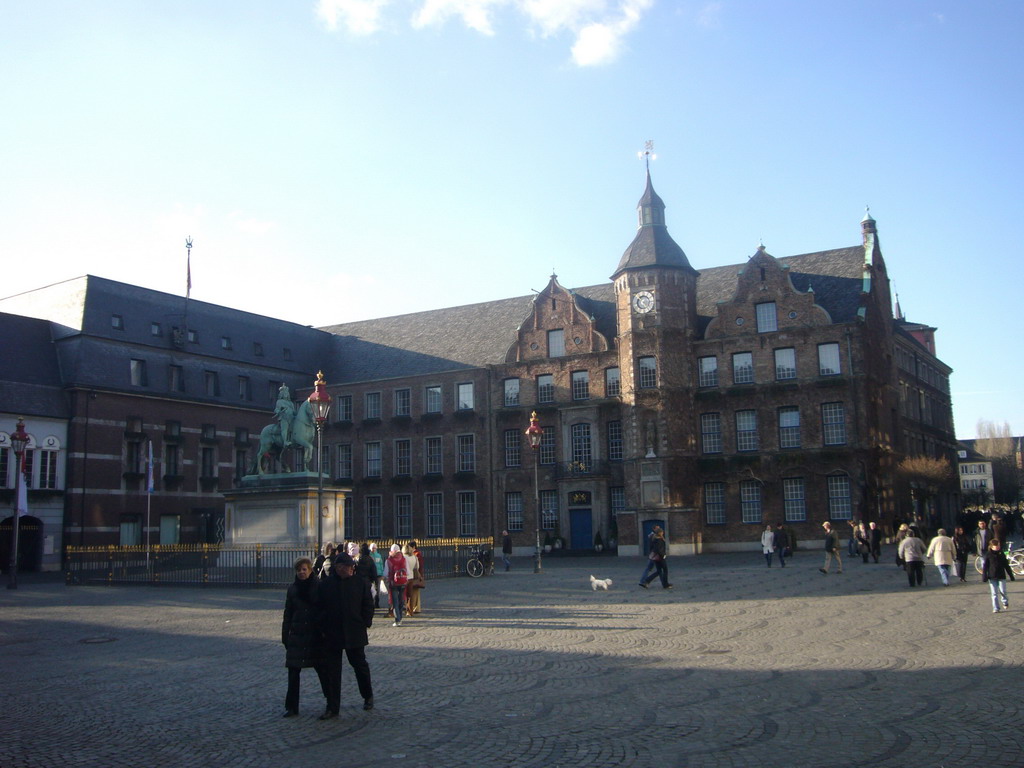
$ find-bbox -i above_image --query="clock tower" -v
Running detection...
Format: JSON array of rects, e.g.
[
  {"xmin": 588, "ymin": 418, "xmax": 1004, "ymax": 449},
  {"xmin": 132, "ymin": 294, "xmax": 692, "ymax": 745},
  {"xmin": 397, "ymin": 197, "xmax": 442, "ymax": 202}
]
[{"xmin": 611, "ymin": 170, "xmax": 699, "ymax": 524}]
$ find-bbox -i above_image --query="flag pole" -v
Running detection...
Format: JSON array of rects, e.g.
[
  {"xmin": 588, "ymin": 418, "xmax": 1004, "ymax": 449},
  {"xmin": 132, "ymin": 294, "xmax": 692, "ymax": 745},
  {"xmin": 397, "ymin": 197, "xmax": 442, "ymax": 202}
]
[{"xmin": 146, "ymin": 440, "xmax": 153, "ymax": 571}]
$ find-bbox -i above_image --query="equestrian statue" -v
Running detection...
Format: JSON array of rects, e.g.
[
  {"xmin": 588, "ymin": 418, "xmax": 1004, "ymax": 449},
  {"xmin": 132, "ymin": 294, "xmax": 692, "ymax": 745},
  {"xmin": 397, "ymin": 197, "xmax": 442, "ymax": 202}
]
[{"xmin": 251, "ymin": 383, "xmax": 317, "ymax": 474}]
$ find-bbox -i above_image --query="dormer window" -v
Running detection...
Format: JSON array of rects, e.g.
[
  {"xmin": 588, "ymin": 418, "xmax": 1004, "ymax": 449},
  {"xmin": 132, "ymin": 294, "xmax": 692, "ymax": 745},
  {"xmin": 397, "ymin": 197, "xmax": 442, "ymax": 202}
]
[{"xmin": 111, "ymin": 314, "xmax": 124, "ymax": 330}]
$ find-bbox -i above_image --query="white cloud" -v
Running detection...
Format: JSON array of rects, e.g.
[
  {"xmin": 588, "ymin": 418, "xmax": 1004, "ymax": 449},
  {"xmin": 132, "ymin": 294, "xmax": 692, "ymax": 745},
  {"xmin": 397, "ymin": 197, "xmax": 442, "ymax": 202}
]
[
  {"xmin": 316, "ymin": 0, "xmax": 390, "ymax": 36},
  {"xmin": 317, "ymin": 0, "xmax": 653, "ymax": 66}
]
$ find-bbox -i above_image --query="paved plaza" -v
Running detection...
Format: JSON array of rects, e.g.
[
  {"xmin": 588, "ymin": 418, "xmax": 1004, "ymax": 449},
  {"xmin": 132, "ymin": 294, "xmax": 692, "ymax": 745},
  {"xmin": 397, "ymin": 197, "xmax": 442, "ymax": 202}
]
[{"xmin": 2, "ymin": 548, "xmax": 1023, "ymax": 768}]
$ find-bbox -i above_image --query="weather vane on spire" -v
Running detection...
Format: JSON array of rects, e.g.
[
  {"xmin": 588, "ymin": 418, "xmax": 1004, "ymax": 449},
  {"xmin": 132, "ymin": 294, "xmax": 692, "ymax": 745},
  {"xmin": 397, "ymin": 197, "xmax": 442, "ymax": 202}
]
[
  {"xmin": 638, "ymin": 140, "xmax": 656, "ymax": 171},
  {"xmin": 185, "ymin": 236, "xmax": 194, "ymax": 299}
]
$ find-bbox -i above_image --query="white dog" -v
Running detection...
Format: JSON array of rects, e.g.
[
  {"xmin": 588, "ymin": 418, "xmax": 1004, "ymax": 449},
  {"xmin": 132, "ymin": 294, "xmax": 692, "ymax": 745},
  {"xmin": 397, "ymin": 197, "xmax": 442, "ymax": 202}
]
[{"xmin": 590, "ymin": 575, "xmax": 612, "ymax": 591}]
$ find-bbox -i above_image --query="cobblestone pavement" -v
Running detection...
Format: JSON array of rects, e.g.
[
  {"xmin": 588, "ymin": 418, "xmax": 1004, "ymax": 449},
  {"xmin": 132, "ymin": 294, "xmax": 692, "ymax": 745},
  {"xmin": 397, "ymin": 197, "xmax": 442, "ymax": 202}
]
[{"xmin": 2, "ymin": 549, "xmax": 1022, "ymax": 768}]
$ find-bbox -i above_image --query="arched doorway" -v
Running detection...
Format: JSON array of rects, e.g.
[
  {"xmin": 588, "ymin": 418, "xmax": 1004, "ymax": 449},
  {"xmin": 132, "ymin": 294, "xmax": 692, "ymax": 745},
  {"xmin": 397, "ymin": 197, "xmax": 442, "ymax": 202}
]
[{"xmin": 0, "ymin": 515, "xmax": 44, "ymax": 573}]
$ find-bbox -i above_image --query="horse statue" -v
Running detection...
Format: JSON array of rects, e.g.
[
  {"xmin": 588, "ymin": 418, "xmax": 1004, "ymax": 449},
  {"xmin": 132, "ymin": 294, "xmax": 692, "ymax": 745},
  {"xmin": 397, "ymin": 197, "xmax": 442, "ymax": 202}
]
[{"xmin": 251, "ymin": 392, "xmax": 317, "ymax": 475}]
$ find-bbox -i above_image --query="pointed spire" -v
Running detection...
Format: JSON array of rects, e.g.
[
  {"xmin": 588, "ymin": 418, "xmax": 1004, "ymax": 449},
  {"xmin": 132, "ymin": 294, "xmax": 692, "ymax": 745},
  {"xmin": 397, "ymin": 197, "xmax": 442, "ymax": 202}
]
[
  {"xmin": 861, "ymin": 205, "xmax": 877, "ymax": 239},
  {"xmin": 894, "ymin": 291, "xmax": 904, "ymax": 320},
  {"xmin": 612, "ymin": 170, "xmax": 696, "ymax": 278}
]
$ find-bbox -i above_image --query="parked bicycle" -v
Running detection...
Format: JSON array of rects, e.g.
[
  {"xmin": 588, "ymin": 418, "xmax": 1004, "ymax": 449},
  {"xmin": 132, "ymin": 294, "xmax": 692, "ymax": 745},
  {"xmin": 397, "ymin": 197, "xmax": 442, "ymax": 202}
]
[
  {"xmin": 974, "ymin": 540, "xmax": 1024, "ymax": 576},
  {"xmin": 466, "ymin": 545, "xmax": 495, "ymax": 578}
]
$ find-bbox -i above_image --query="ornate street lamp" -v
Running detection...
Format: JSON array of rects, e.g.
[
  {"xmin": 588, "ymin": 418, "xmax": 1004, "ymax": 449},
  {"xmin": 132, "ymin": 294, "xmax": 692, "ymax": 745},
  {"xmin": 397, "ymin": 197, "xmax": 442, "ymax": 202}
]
[
  {"xmin": 307, "ymin": 371, "xmax": 332, "ymax": 555},
  {"xmin": 525, "ymin": 411, "xmax": 544, "ymax": 574},
  {"xmin": 7, "ymin": 418, "xmax": 30, "ymax": 590}
]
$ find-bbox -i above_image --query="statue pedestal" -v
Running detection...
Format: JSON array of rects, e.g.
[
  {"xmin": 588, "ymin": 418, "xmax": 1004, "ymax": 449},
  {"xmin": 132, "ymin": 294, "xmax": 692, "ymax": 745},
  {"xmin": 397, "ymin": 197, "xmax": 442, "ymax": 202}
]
[{"xmin": 221, "ymin": 473, "xmax": 350, "ymax": 547}]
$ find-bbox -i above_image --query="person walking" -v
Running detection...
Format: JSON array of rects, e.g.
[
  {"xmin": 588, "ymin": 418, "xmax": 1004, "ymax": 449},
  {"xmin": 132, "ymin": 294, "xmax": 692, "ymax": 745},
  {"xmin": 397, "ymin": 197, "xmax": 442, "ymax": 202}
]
[
  {"xmin": 899, "ymin": 528, "xmax": 927, "ymax": 587},
  {"xmin": 313, "ymin": 541, "xmax": 335, "ymax": 580},
  {"xmin": 819, "ymin": 521, "xmax": 843, "ymax": 575},
  {"xmin": 926, "ymin": 529, "xmax": 956, "ymax": 586},
  {"xmin": 855, "ymin": 523, "xmax": 871, "ymax": 564},
  {"xmin": 501, "ymin": 530, "xmax": 513, "ymax": 571},
  {"xmin": 867, "ymin": 521, "xmax": 882, "ymax": 563},
  {"xmin": 639, "ymin": 528, "xmax": 672, "ymax": 589},
  {"xmin": 281, "ymin": 557, "xmax": 324, "ymax": 718},
  {"xmin": 315, "ymin": 553, "xmax": 375, "ymax": 719},
  {"xmin": 981, "ymin": 539, "xmax": 1016, "ymax": 612},
  {"xmin": 773, "ymin": 523, "xmax": 790, "ymax": 568},
  {"xmin": 404, "ymin": 542, "xmax": 424, "ymax": 616},
  {"xmin": 975, "ymin": 520, "xmax": 990, "ymax": 559},
  {"xmin": 383, "ymin": 544, "xmax": 409, "ymax": 626},
  {"xmin": 356, "ymin": 543, "xmax": 377, "ymax": 600},
  {"xmin": 637, "ymin": 526, "xmax": 662, "ymax": 586},
  {"xmin": 952, "ymin": 526, "xmax": 972, "ymax": 583},
  {"xmin": 761, "ymin": 524, "xmax": 775, "ymax": 567},
  {"xmin": 368, "ymin": 542, "xmax": 385, "ymax": 609}
]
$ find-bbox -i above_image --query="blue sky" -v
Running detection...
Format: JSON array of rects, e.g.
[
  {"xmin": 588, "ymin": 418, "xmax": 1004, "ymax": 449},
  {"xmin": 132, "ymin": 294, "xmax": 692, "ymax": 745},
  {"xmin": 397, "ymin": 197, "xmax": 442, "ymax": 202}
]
[{"xmin": 2, "ymin": 1, "xmax": 1021, "ymax": 438}]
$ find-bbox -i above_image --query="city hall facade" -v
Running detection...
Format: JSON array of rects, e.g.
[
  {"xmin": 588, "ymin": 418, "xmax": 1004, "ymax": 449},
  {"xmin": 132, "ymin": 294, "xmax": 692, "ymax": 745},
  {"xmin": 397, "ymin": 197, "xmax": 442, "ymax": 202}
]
[{"xmin": 0, "ymin": 173, "xmax": 957, "ymax": 566}]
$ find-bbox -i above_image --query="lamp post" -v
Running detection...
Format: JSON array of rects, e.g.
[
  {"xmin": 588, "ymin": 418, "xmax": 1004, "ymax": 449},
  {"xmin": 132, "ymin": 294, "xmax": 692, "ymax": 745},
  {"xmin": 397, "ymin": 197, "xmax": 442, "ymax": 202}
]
[
  {"xmin": 7, "ymin": 418, "xmax": 29, "ymax": 590},
  {"xmin": 525, "ymin": 411, "xmax": 544, "ymax": 574},
  {"xmin": 307, "ymin": 372, "xmax": 332, "ymax": 555}
]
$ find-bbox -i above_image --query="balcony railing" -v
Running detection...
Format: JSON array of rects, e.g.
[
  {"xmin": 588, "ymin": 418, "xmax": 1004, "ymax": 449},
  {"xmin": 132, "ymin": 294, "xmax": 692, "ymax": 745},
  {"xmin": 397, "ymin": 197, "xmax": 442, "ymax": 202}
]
[{"xmin": 555, "ymin": 460, "xmax": 609, "ymax": 479}]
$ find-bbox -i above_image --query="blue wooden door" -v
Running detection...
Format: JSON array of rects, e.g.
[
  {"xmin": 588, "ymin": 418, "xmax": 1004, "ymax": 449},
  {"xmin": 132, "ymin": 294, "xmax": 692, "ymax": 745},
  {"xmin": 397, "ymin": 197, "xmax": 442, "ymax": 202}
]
[{"xmin": 570, "ymin": 510, "xmax": 592, "ymax": 550}]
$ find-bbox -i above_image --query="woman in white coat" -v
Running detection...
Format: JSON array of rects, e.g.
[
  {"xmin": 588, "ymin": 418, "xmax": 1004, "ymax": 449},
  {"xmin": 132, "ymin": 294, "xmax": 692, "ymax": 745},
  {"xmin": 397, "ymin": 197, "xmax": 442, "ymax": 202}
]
[{"xmin": 761, "ymin": 524, "xmax": 776, "ymax": 567}]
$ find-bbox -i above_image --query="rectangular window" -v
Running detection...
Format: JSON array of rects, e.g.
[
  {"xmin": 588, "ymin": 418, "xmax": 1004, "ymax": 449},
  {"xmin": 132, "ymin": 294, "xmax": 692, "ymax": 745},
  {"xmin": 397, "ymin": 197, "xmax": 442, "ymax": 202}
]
[
  {"xmin": 238, "ymin": 376, "xmax": 251, "ymax": 401},
  {"xmin": 0, "ymin": 447, "xmax": 8, "ymax": 489},
  {"xmin": 774, "ymin": 348, "xmax": 796, "ymax": 380},
  {"xmin": 394, "ymin": 388, "xmax": 411, "ymax": 417},
  {"xmin": 778, "ymin": 406, "xmax": 801, "ymax": 449},
  {"xmin": 188, "ymin": 329, "xmax": 198, "ymax": 344},
  {"xmin": 150, "ymin": 322, "xmax": 161, "ymax": 337},
  {"xmin": 701, "ymin": 413, "xmax": 722, "ymax": 454},
  {"xmin": 458, "ymin": 491, "xmax": 477, "ymax": 536},
  {"xmin": 337, "ymin": 394, "xmax": 353, "ymax": 422},
  {"xmin": 610, "ymin": 486, "xmax": 626, "ymax": 514},
  {"xmin": 394, "ymin": 439, "xmax": 411, "ymax": 476},
  {"xmin": 130, "ymin": 359, "xmax": 148, "ymax": 387},
  {"xmin": 607, "ymin": 421, "xmax": 623, "ymax": 461},
  {"xmin": 638, "ymin": 356, "xmax": 657, "ymax": 388},
  {"xmin": 547, "ymin": 329, "xmax": 565, "ymax": 357},
  {"xmin": 426, "ymin": 493, "xmax": 444, "ymax": 537},
  {"xmin": 365, "ymin": 442, "xmax": 382, "ymax": 478},
  {"xmin": 365, "ymin": 392, "xmax": 381, "ymax": 420},
  {"xmin": 204, "ymin": 371, "xmax": 219, "ymax": 397},
  {"xmin": 818, "ymin": 343, "xmax": 841, "ymax": 376},
  {"xmin": 756, "ymin": 302, "xmax": 777, "ymax": 333},
  {"xmin": 119, "ymin": 516, "xmax": 141, "ymax": 546},
  {"xmin": 571, "ymin": 370, "xmax": 590, "ymax": 400},
  {"xmin": 536, "ymin": 374, "xmax": 554, "ymax": 404},
  {"xmin": 164, "ymin": 444, "xmax": 179, "ymax": 478},
  {"xmin": 395, "ymin": 494, "xmax": 413, "ymax": 538},
  {"xmin": 221, "ymin": 336, "xmax": 232, "ymax": 350},
  {"xmin": 458, "ymin": 434, "xmax": 476, "ymax": 472},
  {"xmin": 125, "ymin": 440, "xmax": 142, "ymax": 474},
  {"xmin": 732, "ymin": 352, "xmax": 754, "ymax": 384},
  {"xmin": 504, "ymin": 430, "xmax": 521, "ymax": 468},
  {"xmin": 605, "ymin": 367, "xmax": 620, "ymax": 397},
  {"xmin": 159, "ymin": 514, "xmax": 180, "ymax": 545},
  {"xmin": 168, "ymin": 365, "xmax": 184, "ymax": 392},
  {"xmin": 111, "ymin": 314, "xmax": 124, "ymax": 330},
  {"xmin": 503, "ymin": 378, "xmax": 520, "ymax": 407},
  {"xmin": 699, "ymin": 356, "xmax": 718, "ymax": 387},
  {"xmin": 539, "ymin": 429, "xmax": 556, "ymax": 465},
  {"xmin": 540, "ymin": 490, "xmax": 558, "ymax": 530},
  {"xmin": 705, "ymin": 482, "xmax": 726, "ymax": 525},
  {"xmin": 425, "ymin": 437, "xmax": 442, "ymax": 474},
  {"xmin": 736, "ymin": 410, "xmax": 759, "ymax": 452},
  {"xmin": 282, "ymin": 347, "xmax": 292, "ymax": 361},
  {"xmin": 39, "ymin": 451, "xmax": 59, "ymax": 490},
  {"xmin": 425, "ymin": 385, "xmax": 442, "ymax": 413},
  {"xmin": 253, "ymin": 342, "xmax": 263, "ymax": 356},
  {"xmin": 822, "ymin": 402, "xmax": 846, "ymax": 446},
  {"xmin": 365, "ymin": 496, "xmax": 382, "ymax": 538},
  {"xmin": 457, "ymin": 382, "xmax": 474, "ymax": 410},
  {"xmin": 506, "ymin": 492, "xmax": 524, "ymax": 532},
  {"xmin": 783, "ymin": 478, "xmax": 807, "ymax": 522},
  {"xmin": 336, "ymin": 444, "xmax": 352, "ymax": 478},
  {"xmin": 201, "ymin": 446, "xmax": 216, "ymax": 477},
  {"xmin": 234, "ymin": 449, "xmax": 248, "ymax": 484},
  {"xmin": 571, "ymin": 423, "xmax": 592, "ymax": 467},
  {"xmin": 740, "ymin": 480, "xmax": 762, "ymax": 523},
  {"xmin": 827, "ymin": 475, "xmax": 852, "ymax": 520}
]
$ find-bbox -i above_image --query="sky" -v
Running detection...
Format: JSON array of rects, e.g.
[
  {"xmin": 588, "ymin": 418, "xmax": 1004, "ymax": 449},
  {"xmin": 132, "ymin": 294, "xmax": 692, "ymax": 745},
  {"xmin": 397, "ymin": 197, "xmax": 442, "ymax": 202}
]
[{"xmin": 1, "ymin": 1, "xmax": 1022, "ymax": 439}]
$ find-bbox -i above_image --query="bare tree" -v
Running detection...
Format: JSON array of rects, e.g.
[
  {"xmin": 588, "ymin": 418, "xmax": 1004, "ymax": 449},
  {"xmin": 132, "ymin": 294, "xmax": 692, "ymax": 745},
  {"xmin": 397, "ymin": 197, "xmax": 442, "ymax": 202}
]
[{"xmin": 975, "ymin": 419, "xmax": 1013, "ymax": 457}]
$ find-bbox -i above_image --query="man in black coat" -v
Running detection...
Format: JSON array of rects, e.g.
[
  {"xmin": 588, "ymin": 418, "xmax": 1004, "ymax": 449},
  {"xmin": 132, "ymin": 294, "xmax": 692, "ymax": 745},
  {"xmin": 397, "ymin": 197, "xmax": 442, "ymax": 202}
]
[{"xmin": 315, "ymin": 553, "xmax": 375, "ymax": 719}]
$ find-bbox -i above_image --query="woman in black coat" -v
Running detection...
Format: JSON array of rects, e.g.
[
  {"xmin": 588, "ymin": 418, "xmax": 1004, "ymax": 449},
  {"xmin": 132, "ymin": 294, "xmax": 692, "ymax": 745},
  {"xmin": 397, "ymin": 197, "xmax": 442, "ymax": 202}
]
[{"xmin": 281, "ymin": 557, "xmax": 324, "ymax": 717}]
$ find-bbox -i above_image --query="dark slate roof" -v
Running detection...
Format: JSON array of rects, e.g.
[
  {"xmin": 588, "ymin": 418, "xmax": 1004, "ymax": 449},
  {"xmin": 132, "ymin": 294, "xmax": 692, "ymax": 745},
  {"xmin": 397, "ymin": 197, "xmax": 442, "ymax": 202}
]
[
  {"xmin": 0, "ymin": 313, "xmax": 70, "ymax": 418},
  {"xmin": 320, "ymin": 246, "xmax": 867, "ymax": 383},
  {"xmin": 614, "ymin": 226, "xmax": 696, "ymax": 276}
]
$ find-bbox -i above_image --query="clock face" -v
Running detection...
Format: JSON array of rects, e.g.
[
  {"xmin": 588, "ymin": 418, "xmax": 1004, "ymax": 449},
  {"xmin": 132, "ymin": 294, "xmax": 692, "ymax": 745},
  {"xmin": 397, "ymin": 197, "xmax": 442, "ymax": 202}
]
[{"xmin": 632, "ymin": 290, "xmax": 655, "ymax": 314}]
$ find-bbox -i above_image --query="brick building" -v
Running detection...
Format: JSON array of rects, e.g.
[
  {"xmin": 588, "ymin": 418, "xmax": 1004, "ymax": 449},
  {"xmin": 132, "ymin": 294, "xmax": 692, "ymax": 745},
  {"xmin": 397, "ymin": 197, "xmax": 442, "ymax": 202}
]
[{"xmin": 0, "ymin": 172, "xmax": 958, "ymax": 563}]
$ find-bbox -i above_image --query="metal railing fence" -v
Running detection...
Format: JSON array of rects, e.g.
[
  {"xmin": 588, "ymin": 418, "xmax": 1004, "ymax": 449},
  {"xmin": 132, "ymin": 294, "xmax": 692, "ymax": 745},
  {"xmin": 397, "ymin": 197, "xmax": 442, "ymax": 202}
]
[{"xmin": 64, "ymin": 537, "xmax": 494, "ymax": 587}]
